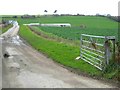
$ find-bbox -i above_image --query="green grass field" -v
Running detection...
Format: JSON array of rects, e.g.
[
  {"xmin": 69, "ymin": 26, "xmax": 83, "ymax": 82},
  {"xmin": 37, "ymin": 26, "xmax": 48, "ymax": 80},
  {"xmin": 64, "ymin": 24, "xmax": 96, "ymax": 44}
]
[
  {"xmin": 19, "ymin": 25, "xmax": 119, "ymax": 80},
  {"xmin": 3, "ymin": 16, "xmax": 119, "ymax": 82},
  {"xmin": 6, "ymin": 16, "xmax": 118, "ymax": 40},
  {"xmin": 5, "ymin": 16, "xmax": 118, "ymax": 27},
  {"xmin": 36, "ymin": 26, "xmax": 118, "ymax": 40},
  {"xmin": 20, "ymin": 25, "xmax": 102, "ymax": 75},
  {"xmin": 37, "ymin": 16, "xmax": 118, "ymax": 40}
]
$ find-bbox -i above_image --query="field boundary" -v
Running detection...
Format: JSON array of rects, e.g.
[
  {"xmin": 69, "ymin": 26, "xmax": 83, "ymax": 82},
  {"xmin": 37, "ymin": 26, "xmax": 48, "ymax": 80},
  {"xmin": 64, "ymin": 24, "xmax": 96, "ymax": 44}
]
[
  {"xmin": 28, "ymin": 26, "xmax": 80, "ymax": 47},
  {"xmin": 80, "ymin": 34, "xmax": 116, "ymax": 70}
]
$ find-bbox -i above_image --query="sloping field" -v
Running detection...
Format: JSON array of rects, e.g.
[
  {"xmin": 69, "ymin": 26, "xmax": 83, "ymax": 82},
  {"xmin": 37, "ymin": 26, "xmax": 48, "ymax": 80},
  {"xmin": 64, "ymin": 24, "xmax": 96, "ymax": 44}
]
[
  {"xmin": 3, "ymin": 16, "xmax": 118, "ymax": 40},
  {"xmin": 35, "ymin": 26, "xmax": 118, "ymax": 40},
  {"xmin": 34, "ymin": 16, "xmax": 118, "ymax": 40},
  {"xmin": 7, "ymin": 16, "xmax": 118, "ymax": 27}
]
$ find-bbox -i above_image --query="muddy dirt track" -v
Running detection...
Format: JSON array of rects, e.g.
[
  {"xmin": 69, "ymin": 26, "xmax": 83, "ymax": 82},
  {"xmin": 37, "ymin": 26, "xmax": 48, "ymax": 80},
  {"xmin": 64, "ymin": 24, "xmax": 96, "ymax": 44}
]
[{"xmin": 0, "ymin": 21, "xmax": 117, "ymax": 88}]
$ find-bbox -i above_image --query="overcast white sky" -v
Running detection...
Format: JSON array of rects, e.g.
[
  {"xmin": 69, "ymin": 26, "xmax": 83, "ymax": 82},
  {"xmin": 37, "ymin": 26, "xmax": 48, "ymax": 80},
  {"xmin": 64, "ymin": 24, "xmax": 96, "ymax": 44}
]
[{"xmin": 0, "ymin": 0, "xmax": 119, "ymax": 15}]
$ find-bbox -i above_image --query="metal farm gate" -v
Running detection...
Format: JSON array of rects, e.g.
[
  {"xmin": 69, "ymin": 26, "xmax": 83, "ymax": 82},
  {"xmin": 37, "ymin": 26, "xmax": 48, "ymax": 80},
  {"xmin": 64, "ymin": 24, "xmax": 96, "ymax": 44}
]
[{"xmin": 80, "ymin": 34, "xmax": 115, "ymax": 70}]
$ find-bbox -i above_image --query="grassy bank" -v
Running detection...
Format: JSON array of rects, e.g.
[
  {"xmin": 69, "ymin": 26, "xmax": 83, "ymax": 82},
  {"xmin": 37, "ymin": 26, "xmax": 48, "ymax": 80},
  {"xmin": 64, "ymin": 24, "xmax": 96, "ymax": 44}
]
[
  {"xmin": 19, "ymin": 25, "xmax": 119, "ymax": 84},
  {"xmin": 20, "ymin": 25, "xmax": 101, "ymax": 76},
  {"xmin": 29, "ymin": 26, "xmax": 80, "ymax": 47},
  {"xmin": 1, "ymin": 24, "xmax": 13, "ymax": 34}
]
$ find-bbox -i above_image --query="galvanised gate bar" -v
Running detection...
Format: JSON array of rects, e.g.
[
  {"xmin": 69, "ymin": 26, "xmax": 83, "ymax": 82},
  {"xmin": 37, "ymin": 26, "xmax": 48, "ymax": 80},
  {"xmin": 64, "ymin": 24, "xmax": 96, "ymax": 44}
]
[{"xmin": 80, "ymin": 34, "xmax": 115, "ymax": 70}]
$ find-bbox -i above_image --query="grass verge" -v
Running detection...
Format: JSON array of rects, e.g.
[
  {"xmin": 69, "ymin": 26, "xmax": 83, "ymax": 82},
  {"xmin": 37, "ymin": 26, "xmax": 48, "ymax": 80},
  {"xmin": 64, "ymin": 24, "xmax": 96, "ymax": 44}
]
[
  {"xmin": 1, "ymin": 24, "xmax": 13, "ymax": 34},
  {"xmin": 19, "ymin": 25, "xmax": 101, "ymax": 75},
  {"xmin": 29, "ymin": 26, "xmax": 80, "ymax": 47},
  {"xmin": 19, "ymin": 25, "xmax": 119, "ymax": 86}
]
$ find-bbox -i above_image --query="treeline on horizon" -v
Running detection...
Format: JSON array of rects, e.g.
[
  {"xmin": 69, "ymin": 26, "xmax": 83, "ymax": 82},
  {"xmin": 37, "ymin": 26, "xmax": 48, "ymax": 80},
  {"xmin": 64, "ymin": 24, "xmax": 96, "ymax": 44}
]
[{"xmin": 2, "ymin": 14, "xmax": 120, "ymax": 22}]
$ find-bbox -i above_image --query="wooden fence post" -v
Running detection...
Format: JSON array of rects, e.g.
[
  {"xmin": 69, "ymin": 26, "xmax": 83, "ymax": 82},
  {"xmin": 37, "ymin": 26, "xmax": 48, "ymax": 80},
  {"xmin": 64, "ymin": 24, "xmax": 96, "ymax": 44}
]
[
  {"xmin": 112, "ymin": 39, "xmax": 115, "ymax": 62},
  {"xmin": 104, "ymin": 37, "xmax": 110, "ymax": 65}
]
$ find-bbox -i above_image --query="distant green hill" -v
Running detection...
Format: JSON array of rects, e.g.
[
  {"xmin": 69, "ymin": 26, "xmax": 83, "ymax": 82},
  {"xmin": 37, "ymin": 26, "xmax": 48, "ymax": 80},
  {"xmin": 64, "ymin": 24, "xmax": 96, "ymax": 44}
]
[
  {"xmin": 3, "ymin": 16, "xmax": 118, "ymax": 40},
  {"xmin": 34, "ymin": 16, "xmax": 118, "ymax": 40}
]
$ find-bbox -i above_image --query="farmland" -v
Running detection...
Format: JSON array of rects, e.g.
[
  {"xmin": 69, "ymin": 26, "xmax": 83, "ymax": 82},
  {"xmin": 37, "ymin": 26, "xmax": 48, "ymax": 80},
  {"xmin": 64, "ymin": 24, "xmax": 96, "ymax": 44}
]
[
  {"xmin": 19, "ymin": 25, "xmax": 101, "ymax": 75},
  {"xmin": 19, "ymin": 24, "xmax": 119, "ymax": 82},
  {"xmin": 2, "ymin": 16, "xmax": 119, "ymax": 82},
  {"xmin": 6, "ymin": 16, "xmax": 118, "ymax": 40},
  {"xmin": 35, "ymin": 26, "xmax": 118, "ymax": 40},
  {"xmin": 36, "ymin": 16, "xmax": 118, "ymax": 40}
]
